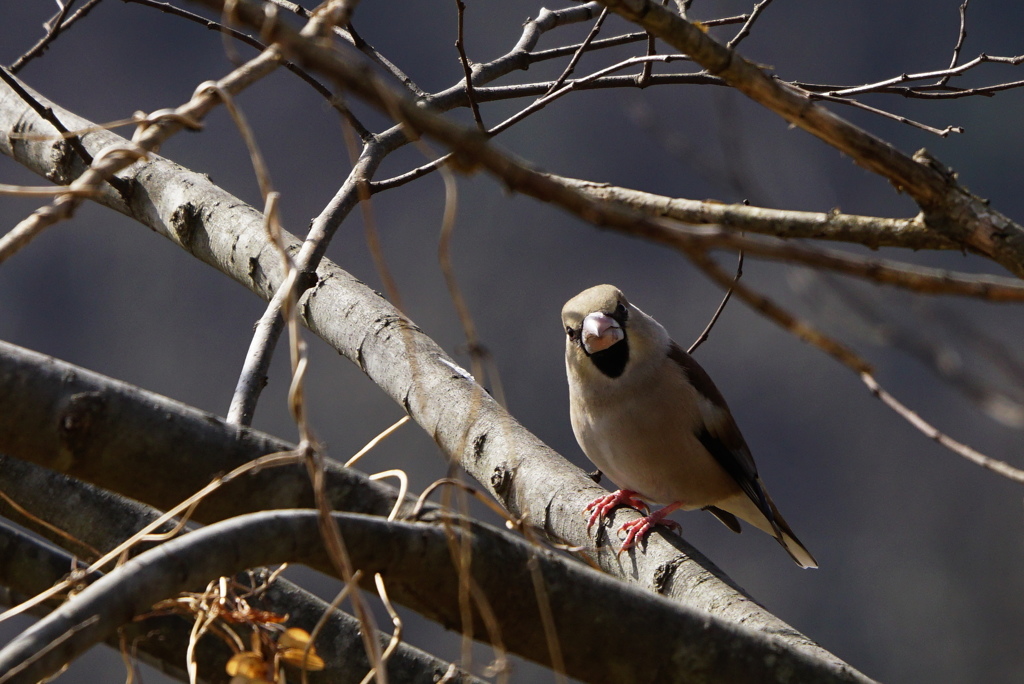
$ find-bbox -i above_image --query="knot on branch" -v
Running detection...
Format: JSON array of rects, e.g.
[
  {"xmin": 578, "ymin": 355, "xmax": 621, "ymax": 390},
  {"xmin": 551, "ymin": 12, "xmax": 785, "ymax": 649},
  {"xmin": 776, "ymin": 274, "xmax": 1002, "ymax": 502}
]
[{"xmin": 57, "ymin": 391, "xmax": 107, "ymax": 471}]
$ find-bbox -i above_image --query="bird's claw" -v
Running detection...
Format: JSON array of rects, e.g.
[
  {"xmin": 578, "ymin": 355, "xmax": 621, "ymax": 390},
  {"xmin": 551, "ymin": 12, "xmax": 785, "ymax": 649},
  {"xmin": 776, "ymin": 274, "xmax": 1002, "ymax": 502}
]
[
  {"xmin": 584, "ymin": 489, "xmax": 649, "ymax": 533},
  {"xmin": 616, "ymin": 508, "xmax": 682, "ymax": 557}
]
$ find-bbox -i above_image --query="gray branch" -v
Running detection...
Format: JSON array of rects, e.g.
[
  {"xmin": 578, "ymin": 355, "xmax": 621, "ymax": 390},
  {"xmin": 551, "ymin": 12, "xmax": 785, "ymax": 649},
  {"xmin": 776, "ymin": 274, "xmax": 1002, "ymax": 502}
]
[
  {"xmin": 0, "ymin": 510, "xmax": 871, "ymax": 684},
  {"xmin": 0, "ymin": 512, "xmax": 480, "ymax": 684}
]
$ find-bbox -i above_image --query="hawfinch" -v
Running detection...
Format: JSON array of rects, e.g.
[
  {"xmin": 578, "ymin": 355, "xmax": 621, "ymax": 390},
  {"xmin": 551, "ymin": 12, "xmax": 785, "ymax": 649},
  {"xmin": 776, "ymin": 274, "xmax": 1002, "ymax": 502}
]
[{"xmin": 562, "ymin": 284, "xmax": 817, "ymax": 568}]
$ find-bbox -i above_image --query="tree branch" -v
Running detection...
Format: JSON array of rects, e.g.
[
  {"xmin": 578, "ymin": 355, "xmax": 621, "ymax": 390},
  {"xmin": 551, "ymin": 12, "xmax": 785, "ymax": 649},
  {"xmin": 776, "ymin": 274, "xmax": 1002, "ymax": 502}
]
[
  {"xmin": 0, "ymin": 511, "xmax": 875, "ymax": 684},
  {"xmin": 0, "ymin": 465, "xmax": 482, "ymax": 684}
]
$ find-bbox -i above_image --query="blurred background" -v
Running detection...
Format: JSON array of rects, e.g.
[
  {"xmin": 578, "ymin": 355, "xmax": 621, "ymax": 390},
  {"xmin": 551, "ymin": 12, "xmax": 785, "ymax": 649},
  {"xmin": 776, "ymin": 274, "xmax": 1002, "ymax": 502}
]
[{"xmin": 2, "ymin": 1, "xmax": 1024, "ymax": 682}]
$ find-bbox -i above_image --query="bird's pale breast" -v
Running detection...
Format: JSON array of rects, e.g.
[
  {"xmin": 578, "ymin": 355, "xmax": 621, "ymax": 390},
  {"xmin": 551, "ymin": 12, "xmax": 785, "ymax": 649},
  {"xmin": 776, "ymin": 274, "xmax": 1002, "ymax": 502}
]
[{"xmin": 570, "ymin": 359, "xmax": 739, "ymax": 507}]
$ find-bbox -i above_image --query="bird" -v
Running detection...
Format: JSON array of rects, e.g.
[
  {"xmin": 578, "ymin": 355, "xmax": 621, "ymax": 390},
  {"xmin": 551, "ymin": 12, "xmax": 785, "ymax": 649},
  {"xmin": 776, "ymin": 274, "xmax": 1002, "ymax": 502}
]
[{"xmin": 561, "ymin": 284, "xmax": 817, "ymax": 568}]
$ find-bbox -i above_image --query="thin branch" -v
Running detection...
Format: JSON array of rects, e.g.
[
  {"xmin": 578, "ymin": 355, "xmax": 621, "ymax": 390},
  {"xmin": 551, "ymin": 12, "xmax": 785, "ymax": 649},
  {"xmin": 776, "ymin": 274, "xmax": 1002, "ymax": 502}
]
[
  {"xmin": 543, "ymin": 7, "xmax": 609, "ymax": 96},
  {"xmin": 491, "ymin": 55, "xmax": 692, "ymax": 137},
  {"xmin": 8, "ymin": 0, "xmax": 86, "ymax": 74},
  {"xmin": 861, "ymin": 371, "xmax": 1024, "ymax": 482},
  {"xmin": 794, "ymin": 78, "xmax": 1024, "ymax": 100},
  {"xmin": 370, "ymin": 70, "xmax": 718, "ymax": 194},
  {"xmin": 525, "ymin": 12, "xmax": 751, "ymax": 64},
  {"xmin": 639, "ymin": 28, "xmax": 657, "ymax": 86},
  {"xmin": 454, "ymin": 0, "xmax": 484, "ymax": 130},
  {"xmin": 226, "ymin": 143, "xmax": 384, "ymax": 425},
  {"xmin": 826, "ymin": 52, "xmax": 1024, "ymax": 98},
  {"xmin": 266, "ymin": 0, "xmax": 430, "ymax": 100},
  {"xmin": 689, "ymin": 250, "xmax": 743, "ymax": 354},
  {"xmin": 791, "ymin": 272, "xmax": 1024, "ymax": 429},
  {"xmin": 569, "ymin": 181, "xmax": 960, "ymax": 249},
  {"xmin": 810, "ymin": 91, "xmax": 964, "ymax": 137},
  {"xmin": 938, "ymin": 0, "xmax": 971, "ymax": 86},
  {"xmin": 727, "ymin": 0, "xmax": 773, "ymax": 50},
  {"xmin": 684, "ymin": 249, "xmax": 1024, "ymax": 482}
]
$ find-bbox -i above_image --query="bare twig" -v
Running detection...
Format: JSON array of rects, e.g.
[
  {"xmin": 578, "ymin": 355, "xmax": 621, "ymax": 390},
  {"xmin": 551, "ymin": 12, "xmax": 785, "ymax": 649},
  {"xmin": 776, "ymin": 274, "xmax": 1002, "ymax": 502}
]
[
  {"xmin": 226, "ymin": 143, "xmax": 384, "ymax": 425},
  {"xmin": 526, "ymin": 12, "xmax": 750, "ymax": 64},
  {"xmin": 795, "ymin": 78, "xmax": 1024, "ymax": 100},
  {"xmin": 790, "ymin": 271, "xmax": 1024, "ymax": 429},
  {"xmin": 639, "ymin": 28, "xmax": 657, "ymax": 86},
  {"xmin": 826, "ymin": 52, "xmax": 1024, "ymax": 98},
  {"xmin": 8, "ymin": 0, "xmax": 102, "ymax": 74},
  {"xmin": 543, "ymin": 7, "xmax": 609, "ymax": 96},
  {"xmin": 861, "ymin": 372, "xmax": 1024, "ymax": 482},
  {"xmin": 810, "ymin": 91, "xmax": 964, "ymax": 137},
  {"xmin": 454, "ymin": 0, "xmax": 484, "ymax": 130},
  {"xmin": 727, "ymin": 0, "xmax": 773, "ymax": 49},
  {"xmin": 266, "ymin": 0, "xmax": 430, "ymax": 99},
  {"xmin": 688, "ymin": 251, "xmax": 743, "ymax": 354},
  {"xmin": 938, "ymin": 0, "xmax": 971, "ymax": 87},
  {"xmin": 491, "ymin": 54, "xmax": 691, "ymax": 137}
]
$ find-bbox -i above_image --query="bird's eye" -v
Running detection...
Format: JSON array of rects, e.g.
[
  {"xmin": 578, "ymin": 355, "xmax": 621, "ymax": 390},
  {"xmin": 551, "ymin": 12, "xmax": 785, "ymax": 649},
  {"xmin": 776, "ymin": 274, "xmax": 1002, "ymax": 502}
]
[
  {"xmin": 614, "ymin": 303, "xmax": 628, "ymax": 322},
  {"xmin": 566, "ymin": 326, "xmax": 579, "ymax": 341}
]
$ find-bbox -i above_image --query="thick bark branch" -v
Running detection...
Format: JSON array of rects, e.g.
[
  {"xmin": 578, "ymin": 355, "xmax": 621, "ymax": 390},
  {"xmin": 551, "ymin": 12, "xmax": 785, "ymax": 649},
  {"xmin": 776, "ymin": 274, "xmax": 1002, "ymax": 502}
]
[
  {"xmin": 0, "ymin": 340, "xmax": 403, "ymax": 522},
  {"xmin": 0, "ymin": 511, "xmax": 873, "ymax": 684}
]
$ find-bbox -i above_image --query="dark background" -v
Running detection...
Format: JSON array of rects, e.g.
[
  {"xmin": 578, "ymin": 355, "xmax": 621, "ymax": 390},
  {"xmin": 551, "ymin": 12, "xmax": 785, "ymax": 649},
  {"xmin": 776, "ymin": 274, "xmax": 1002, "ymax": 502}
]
[{"xmin": 2, "ymin": 1, "xmax": 1024, "ymax": 682}]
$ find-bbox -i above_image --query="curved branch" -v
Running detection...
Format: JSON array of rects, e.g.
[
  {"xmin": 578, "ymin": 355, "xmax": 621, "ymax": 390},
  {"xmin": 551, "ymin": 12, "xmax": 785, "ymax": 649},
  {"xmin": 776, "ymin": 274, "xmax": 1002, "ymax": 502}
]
[
  {"xmin": 0, "ymin": 511, "xmax": 874, "ymax": 684},
  {"xmin": 0, "ymin": 478, "xmax": 483, "ymax": 684}
]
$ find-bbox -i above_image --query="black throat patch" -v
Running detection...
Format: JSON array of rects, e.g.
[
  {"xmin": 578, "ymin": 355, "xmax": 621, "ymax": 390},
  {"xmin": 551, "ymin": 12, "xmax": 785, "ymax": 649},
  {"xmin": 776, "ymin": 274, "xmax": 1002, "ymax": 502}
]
[{"xmin": 588, "ymin": 336, "xmax": 629, "ymax": 378}]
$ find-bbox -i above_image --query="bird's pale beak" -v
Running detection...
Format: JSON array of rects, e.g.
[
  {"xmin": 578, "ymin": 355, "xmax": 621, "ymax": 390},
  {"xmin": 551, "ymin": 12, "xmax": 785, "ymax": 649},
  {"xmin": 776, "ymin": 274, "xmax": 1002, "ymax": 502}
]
[{"xmin": 581, "ymin": 312, "xmax": 623, "ymax": 354}]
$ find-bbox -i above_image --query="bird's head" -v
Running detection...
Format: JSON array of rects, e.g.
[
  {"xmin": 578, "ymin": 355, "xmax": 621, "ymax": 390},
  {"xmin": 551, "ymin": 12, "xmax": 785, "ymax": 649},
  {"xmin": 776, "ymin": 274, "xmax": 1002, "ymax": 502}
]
[{"xmin": 562, "ymin": 284, "xmax": 668, "ymax": 379}]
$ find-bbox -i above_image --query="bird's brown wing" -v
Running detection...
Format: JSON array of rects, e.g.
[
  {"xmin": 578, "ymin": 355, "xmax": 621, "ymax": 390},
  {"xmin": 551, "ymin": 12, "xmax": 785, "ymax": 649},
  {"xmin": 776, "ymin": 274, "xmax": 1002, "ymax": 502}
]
[{"xmin": 668, "ymin": 342, "xmax": 782, "ymax": 537}]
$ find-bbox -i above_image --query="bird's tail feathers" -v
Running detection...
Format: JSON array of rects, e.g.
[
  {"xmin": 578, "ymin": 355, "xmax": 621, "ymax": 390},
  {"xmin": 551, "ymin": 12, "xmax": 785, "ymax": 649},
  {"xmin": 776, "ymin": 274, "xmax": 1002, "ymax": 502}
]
[
  {"xmin": 763, "ymin": 494, "xmax": 817, "ymax": 569},
  {"xmin": 720, "ymin": 492, "xmax": 818, "ymax": 569}
]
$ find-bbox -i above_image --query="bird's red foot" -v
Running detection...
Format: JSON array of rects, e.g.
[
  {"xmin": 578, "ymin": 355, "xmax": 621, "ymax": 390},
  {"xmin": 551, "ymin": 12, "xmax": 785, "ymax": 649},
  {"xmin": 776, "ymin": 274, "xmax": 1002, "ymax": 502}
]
[
  {"xmin": 617, "ymin": 503, "xmax": 683, "ymax": 555},
  {"xmin": 584, "ymin": 489, "xmax": 649, "ymax": 533}
]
